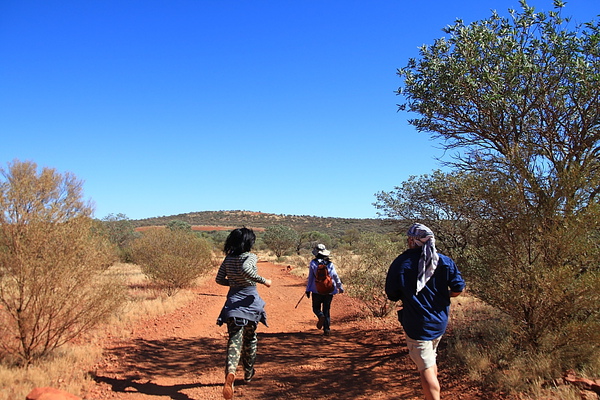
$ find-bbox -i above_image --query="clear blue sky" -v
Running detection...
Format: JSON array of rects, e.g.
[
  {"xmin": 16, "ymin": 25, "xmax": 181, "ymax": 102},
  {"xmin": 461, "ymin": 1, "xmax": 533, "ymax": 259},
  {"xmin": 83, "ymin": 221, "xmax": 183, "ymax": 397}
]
[{"xmin": 1, "ymin": 1, "xmax": 597, "ymax": 221}]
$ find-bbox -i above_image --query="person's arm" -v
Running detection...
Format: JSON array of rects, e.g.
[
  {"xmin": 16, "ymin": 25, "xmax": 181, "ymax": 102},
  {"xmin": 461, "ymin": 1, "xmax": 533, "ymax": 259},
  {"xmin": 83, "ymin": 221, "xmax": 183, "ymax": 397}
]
[
  {"xmin": 215, "ymin": 259, "xmax": 229, "ymax": 286},
  {"xmin": 385, "ymin": 261, "xmax": 402, "ymax": 302},
  {"xmin": 240, "ymin": 253, "xmax": 268, "ymax": 285},
  {"xmin": 305, "ymin": 260, "xmax": 316, "ymax": 296},
  {"xmin": 329, "ymin": 263, "xmax": 344, "ymax": 293},
  {"xmin": 447, "ymin": 258, "xmax": 466, "ymax": 297}
]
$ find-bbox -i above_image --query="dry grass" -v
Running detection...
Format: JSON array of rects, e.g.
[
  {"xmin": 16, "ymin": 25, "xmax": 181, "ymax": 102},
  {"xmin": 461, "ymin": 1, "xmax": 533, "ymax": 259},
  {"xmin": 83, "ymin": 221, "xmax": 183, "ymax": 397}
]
[
  {"xmin": 255, "ymin": 250, "xmax": 312, "ymax": 279},
  {"xmin": 0, "ymin": 343, "xmax": 102, "ymax": 400},
  {"xmin": 0, "ymin": 262, "xmax": 206, "ymax": 400},
  {"xmin": 447, "ymin": 295, "xmax": 599, "ymax": 399},
  {"xmin": 278, "ymin": 253, "xmax": 312, "ymax": 278},
  {"xmin": 258, "ymin": 249, "xmax": 360, "ymax": 280},
  {"xmin": 99, "ymin": 263, "xmax": 201, "ymax": 339}
]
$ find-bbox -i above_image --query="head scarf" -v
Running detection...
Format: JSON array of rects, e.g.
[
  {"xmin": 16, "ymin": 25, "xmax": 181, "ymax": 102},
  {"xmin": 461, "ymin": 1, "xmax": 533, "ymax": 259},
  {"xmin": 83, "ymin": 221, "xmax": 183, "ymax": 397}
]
[{"xmin": 407, "ymin": 223, "xmax": 440, "ymax": 294}]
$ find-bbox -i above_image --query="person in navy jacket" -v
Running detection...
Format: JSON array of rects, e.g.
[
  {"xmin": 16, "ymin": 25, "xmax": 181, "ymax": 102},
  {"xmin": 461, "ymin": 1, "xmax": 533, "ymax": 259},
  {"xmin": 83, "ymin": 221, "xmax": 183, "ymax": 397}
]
[{"xmin": 385, "ymin": 223, "xmax": 465, "ymax": 400}]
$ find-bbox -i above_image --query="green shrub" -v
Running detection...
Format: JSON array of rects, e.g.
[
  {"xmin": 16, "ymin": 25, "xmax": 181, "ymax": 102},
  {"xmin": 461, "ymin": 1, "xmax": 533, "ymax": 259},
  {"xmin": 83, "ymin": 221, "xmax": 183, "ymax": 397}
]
[
  {"xmin": 167, "ymin": 219, "xmax": 192, "ymax": 232},
  {"xmin": 263, "ymin": 225, "xmax": 299, "ymax": 257},
  {"xmin": 100, "ymin": 213, "xmax": 139, "ymax": 262}
]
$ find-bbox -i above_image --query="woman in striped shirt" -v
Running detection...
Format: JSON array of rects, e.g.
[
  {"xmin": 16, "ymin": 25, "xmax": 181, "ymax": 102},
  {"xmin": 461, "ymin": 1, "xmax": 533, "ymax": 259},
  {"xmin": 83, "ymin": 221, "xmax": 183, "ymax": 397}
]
[{"xmin": 216, "ymin": 227, "xmax": 272, "ymax": 399}]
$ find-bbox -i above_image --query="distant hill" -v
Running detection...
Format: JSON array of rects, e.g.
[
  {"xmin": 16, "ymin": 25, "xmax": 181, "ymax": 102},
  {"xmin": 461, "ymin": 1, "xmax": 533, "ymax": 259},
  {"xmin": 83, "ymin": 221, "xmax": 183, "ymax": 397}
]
[{"xmin": 132, "ymin": 210, "xmax": 397, "ymax": 237}]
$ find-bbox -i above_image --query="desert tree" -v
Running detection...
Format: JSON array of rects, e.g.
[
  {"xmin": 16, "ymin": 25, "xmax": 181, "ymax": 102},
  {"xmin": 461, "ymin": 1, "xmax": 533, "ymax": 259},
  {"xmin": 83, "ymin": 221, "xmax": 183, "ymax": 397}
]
[
  {"xmin": 299, "ymin": 230, "xmax": 332, "ymax": 253},
  {"xmin": 0, "ymin": 160, "xmax": 124, "ymax": 364},
  {"xmin": 374, "ymin": 170, "xmax": 490, "ymax": 265},
  {"xmin": 340, "ymin": 228, "xmax": 360, "ymax": 247},
  {"xmin": 101, "ymin": 213, "xmax": 139, "ymax": 262},
  {"xmin": 263, "ymin": 225, "xmax": 299, "ymax": 257},
  {"xmin": 341, "ymin": 232, "xmax": 402, "ymax": 317},
  {"xmin": 167, "ymin": 219, "xmax": 192, "ymax": 232},
  {"xmin": 130, "ymin": 228, "xmax": 214, "ymax": 296},
  {"xmin": 391, "ymin": 0, "xmax": 600, "ymax": 367}
]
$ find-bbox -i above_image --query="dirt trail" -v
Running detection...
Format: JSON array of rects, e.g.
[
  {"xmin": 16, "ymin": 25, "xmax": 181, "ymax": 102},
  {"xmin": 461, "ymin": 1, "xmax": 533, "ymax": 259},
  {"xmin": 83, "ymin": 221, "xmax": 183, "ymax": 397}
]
[{"xmin": 84, "ymin": 261, "xmax": 499, "ymax": 400}]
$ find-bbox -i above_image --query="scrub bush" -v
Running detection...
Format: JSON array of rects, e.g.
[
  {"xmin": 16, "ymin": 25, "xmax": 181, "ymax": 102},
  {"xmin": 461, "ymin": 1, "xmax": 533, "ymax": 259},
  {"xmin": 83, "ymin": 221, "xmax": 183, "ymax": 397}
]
[
  {"xmin": 130, "ymin": 228, "xmax": 214, "ymax": 295},
  {"xmin": 339, "ymin": 233, "xmax": 402, "ymax": 317},
  {"xmin": 0, "ymin": 160, "xmax": 124, "ymax": 365}
]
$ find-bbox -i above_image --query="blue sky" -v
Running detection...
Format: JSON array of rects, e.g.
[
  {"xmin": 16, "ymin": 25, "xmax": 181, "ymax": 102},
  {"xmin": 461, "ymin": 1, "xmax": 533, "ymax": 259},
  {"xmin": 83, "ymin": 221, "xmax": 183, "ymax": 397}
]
[{"xmin": 1, "ymin": 1, "xmax": 598, "ymax": 221}]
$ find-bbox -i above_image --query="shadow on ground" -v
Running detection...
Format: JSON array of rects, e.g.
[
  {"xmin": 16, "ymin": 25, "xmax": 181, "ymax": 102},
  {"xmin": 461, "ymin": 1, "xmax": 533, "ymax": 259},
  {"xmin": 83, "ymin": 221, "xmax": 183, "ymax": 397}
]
[{"xmin": 239, "ymin": 326, "xmax": 423, "ymax": 400}]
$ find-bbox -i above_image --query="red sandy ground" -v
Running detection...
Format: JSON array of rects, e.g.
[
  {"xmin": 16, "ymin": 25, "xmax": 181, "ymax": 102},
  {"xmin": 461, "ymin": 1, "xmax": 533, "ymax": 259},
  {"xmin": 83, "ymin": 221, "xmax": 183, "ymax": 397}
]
[{"xmin": 83, "ymin": 261, "xmax": 512, "ymax": 400}]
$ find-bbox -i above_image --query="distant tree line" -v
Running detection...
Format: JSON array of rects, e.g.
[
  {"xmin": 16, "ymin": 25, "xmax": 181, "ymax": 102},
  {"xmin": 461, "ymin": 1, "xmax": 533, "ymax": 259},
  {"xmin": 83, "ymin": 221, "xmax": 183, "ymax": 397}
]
[{"xmin": 131, "ymin": 210, "xmax": 394, "ymax": 238}]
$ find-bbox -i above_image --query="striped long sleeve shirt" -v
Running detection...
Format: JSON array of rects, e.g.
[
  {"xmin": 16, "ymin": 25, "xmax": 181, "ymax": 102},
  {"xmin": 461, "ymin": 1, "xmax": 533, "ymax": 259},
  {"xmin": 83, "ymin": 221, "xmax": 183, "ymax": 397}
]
[{"xmin": 215, "ymin": 252, "xmax": 267, "ymax": 288}]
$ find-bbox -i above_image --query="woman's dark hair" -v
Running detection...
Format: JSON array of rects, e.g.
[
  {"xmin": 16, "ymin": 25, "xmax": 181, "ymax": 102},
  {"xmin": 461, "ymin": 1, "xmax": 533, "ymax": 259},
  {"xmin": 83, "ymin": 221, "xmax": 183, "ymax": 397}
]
[
  {"xmin": 224, "ymin": 227, "xmax": 256, "ymax": 256},
  {"xmin": 314, "ymin": 255, "xmax": 331, "ymax": 263}
]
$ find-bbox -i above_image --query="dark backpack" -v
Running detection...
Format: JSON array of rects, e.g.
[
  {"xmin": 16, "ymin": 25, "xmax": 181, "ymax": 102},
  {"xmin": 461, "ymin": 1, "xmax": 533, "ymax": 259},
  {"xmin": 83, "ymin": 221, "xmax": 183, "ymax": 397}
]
[{"xmin": 315, "ymin": 260, "xmax": 334, "ymax": 294}]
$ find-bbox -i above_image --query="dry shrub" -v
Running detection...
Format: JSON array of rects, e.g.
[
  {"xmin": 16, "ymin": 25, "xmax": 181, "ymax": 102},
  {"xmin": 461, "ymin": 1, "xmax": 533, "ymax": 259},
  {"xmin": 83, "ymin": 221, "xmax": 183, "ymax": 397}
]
[
  {"xmin": 338, "ymin": 233, "xmax": 401, "ymax": 317},
  {"xmin": 130, "ymin": 228, "xmax": 214, "ymax": 295},
  {"xmin": 0, "ymin": 267, "xmax": 192, "ymax": 400},
  {"xmin": 0, "ymin": 262, "xmax": 206, "ymax": 400},
  {"xmin": 447, "ymin": 295, "xmax": 600, "ymax": 398},
  {"xmin": 0, "ymin": 160, "xmax": 126, "ymax": 365}
]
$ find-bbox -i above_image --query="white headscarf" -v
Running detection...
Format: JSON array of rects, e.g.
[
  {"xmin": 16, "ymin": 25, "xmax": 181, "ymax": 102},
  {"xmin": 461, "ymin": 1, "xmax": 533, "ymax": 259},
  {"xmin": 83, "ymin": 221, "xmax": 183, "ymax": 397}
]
[{"xmin": 407, "ymin": 223, "xmax": 440, "ymax": 294}]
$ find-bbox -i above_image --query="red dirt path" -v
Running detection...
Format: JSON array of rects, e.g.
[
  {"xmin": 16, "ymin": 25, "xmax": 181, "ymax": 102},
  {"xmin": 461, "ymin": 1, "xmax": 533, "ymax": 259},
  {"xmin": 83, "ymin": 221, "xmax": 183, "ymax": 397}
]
[{"xmin": 83, "ymin": 261, "xmax": 509, "ymax": 400}]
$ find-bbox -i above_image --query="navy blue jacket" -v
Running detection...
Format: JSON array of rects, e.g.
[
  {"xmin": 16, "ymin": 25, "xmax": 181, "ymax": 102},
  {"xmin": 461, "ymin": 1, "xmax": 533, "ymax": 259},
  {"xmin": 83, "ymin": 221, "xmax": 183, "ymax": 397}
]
[{"xmin": 385, "ymin": 248, "xmax": 465, "ymax": 340}]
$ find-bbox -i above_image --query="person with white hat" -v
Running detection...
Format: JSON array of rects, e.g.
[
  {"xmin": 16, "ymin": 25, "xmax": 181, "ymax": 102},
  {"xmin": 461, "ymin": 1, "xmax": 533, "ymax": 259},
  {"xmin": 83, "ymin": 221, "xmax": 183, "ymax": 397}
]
[{"xmin": 305, "ymin": 244, "xmax": 344, "ymax": 336}]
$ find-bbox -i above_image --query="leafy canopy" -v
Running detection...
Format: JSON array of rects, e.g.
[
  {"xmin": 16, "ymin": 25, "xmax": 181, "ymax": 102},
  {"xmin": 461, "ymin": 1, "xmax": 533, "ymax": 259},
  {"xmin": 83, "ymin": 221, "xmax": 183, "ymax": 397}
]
[{"xmin": 397, "ymin": 0, "xmax": 600, "ymax": 216}]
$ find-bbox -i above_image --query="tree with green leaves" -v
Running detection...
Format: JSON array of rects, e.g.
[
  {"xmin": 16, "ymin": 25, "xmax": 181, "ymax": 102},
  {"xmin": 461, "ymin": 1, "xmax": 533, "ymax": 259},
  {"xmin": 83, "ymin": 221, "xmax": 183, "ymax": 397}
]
[
  {"xmin": 299, "ymin": 230, "xmax": 332, "ymax": 253},
  {"xmin": 101, "ymin": 213, "xmax": 139, "ymax": 262},
  {"xmin": 167, "ymin": 219, "xmax": 192, "ymax": 232},
  {"xmin": 374, "ymin": 170, "xmax": 486, "ymax": 263},
  {"xmin": 390, "ymin": 0, "xmax": 600, "ymax": 369},
  {"xmin": 263, "ymin": 225, "xmax": 299, "ymax": 257},
  {"xmin": 341, "ymin": 228, "xmax": 360, "ymax": 247}
]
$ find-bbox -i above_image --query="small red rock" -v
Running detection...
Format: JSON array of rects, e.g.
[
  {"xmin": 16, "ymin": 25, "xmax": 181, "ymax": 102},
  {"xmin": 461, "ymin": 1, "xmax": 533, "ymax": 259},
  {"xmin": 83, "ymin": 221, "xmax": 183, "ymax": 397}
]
[{"xmin": 26, "ymin": 387, "xmax": 82, "ymax": 400}]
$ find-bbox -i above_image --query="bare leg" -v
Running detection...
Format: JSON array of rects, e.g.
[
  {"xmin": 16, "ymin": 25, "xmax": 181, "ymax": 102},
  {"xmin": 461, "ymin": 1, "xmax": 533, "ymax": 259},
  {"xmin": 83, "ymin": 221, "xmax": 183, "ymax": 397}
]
[{"xmin": 419, "ymin": 364, "xmax": 440, "ymax": 400}]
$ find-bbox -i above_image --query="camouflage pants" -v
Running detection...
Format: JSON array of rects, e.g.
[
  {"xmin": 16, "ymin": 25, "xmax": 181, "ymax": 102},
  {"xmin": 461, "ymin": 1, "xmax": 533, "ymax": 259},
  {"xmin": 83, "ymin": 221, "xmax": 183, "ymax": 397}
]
[{"xmin": 226, "ymin": 318, "xmax": 258, "ymax": 377}]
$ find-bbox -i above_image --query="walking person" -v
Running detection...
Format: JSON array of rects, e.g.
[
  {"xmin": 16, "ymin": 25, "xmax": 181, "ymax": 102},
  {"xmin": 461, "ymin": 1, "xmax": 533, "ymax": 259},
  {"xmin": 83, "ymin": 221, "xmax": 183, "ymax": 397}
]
[
  {"xmin": 305, "ymin": 244, "xmax": 344, "ymax": 336},
  {"xmin": 385, "ymin": 223, "xmax": 465, "ymax": 400},
  {"xmin": 216, "ymin": 227, "xmax": 272, "ymax": 400}
]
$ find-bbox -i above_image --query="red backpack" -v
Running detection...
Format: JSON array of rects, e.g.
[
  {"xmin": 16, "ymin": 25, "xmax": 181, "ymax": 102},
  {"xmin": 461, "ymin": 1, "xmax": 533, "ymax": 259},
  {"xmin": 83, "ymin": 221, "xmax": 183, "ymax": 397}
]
[{"xmin": 315, "ymin": 260, "xmax": 334, "ymax": 294}]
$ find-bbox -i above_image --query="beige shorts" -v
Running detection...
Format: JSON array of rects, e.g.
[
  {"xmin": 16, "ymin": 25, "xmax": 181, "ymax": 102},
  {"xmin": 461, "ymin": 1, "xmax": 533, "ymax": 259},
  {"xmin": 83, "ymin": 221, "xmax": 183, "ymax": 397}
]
[{"xmin": 405, "ymin": 334, "xmax": 442, "ymax": 371}]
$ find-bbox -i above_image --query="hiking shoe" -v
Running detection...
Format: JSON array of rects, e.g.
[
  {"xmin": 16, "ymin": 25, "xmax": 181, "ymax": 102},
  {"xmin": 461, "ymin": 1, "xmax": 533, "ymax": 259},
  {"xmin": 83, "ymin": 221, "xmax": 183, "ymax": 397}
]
[
  {"xmin": 223, "ymin": 372, "xmax": 235, "ymax": 399},
  {"xmin": 324, "ymin": 329, "xmax": 331, "ymax": 336},
  {"xmin": 244, "ymin": 368, "xmax": 255, "ymax": 383},
  {"xmin": 316, "ymin": 316, "xmax": 325, "ymax": 330}
]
